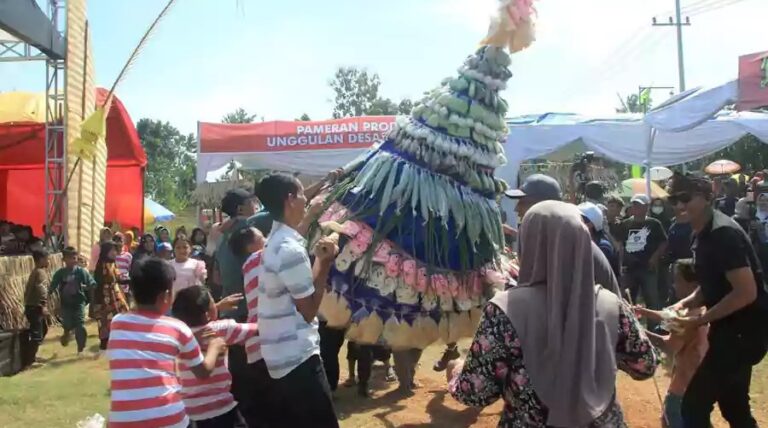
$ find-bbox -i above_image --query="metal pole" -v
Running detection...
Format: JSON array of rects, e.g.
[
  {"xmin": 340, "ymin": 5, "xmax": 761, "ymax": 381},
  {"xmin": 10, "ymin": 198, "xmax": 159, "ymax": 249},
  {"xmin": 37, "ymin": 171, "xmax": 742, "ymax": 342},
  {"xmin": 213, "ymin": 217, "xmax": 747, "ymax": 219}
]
[{"xmin": 674, "ymin": 0, "xmax": 686, "ymax": 92}]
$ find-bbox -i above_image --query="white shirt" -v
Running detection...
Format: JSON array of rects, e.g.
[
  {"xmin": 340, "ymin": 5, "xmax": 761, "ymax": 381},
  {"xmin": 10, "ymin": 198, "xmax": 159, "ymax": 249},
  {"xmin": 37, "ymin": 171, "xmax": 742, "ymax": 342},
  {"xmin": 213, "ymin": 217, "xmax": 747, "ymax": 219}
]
[
  {"xmin": 256, "ymin": 221, "xmax": 320, "ymax": 379},
  {"xmin": 171, "ymin": 259, "xmax": 207, "ymax": 299}
]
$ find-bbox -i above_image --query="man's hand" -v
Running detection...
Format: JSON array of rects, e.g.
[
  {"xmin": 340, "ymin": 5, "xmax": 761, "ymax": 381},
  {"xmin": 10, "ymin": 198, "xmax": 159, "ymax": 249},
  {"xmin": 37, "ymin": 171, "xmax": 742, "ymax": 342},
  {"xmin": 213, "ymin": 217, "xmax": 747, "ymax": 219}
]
[
  {"xmin": 502, "ymin": 224, "xmax": 517, "ymax": 238},
  {"xmin": 313, "ymin": 235, "xmax": 339, "ymax": 263},
  {"xmin": 207, "ymin": 336, "xmax": 228, "ymax": 355},
  {"xmin": 324, "ymin": 168, "xmax": 344, "ymax": 184},
  {"xmin": 306, "ymin": 199, "xmax": 326, "ymax": 219},
  {"xmin": 216, "ymin": 293, "xmax": 243, "ymax": 313},
  {"xmin": 671, "ymin": 314, "xmax": 704, "ymax": 333}
]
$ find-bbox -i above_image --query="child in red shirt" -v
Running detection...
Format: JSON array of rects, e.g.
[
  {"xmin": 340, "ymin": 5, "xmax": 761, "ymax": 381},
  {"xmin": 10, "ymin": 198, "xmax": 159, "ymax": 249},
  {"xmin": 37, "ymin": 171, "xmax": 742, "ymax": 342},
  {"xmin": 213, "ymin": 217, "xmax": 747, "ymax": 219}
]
[
  {"xmin": 107, "ymin": 258, "xmax": 227, "ymax": 428},
  {"xmin": 172, "ymin": 285, "xmax": 259, "ymax": 427}
]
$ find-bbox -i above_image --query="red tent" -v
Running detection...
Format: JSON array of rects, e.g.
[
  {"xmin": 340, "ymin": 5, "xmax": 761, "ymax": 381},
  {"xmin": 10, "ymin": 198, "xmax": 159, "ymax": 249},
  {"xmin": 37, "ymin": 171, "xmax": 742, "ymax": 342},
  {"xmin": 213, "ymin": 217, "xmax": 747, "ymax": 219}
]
[{"xmin": 0, "ymin": 88, "xmax": 146, "ymax": 235}]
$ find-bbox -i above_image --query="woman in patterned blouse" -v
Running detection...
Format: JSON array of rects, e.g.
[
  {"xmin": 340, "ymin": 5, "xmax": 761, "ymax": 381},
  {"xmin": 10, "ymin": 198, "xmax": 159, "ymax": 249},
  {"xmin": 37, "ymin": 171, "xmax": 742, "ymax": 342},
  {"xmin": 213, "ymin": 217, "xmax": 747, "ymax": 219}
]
[{"xmin": 448, "ymin": 201, "xmax": 659, "ymax": 427}]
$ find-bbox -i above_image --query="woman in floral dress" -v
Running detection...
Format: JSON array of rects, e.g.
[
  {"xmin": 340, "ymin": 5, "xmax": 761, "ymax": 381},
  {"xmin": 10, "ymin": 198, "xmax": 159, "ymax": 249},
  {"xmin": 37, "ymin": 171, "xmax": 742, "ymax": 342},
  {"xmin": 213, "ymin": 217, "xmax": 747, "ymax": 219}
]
[
  {"xmin": 92, "ymin": 241, "xmax": 130, "ymax": 352},
  {"xmin": 448, "ymin": 201, "xmax": 659, "ymax": 427}
]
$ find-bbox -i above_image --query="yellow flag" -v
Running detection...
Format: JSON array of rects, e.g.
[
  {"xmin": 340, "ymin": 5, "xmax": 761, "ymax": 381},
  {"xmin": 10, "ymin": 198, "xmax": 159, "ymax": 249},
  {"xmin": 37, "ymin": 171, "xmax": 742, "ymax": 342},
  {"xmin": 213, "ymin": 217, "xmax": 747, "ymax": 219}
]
[{"xmin": 71, "ymin": 107, "xmax": 106, "ymax": 161}]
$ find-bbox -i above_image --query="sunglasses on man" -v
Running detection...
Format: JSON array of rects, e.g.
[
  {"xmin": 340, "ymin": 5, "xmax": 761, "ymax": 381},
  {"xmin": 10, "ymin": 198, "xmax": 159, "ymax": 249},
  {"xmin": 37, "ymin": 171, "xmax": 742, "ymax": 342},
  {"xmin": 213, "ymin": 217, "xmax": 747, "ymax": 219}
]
[{"xmin": 668, "ymin": 192, "xmax": 694, "ymax": 205}]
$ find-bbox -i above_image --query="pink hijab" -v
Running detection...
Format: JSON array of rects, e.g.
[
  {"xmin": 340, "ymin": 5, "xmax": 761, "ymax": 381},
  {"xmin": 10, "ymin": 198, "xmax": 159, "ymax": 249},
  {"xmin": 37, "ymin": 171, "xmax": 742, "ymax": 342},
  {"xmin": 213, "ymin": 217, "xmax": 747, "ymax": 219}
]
[{"xmin": 491, "ymin": 201, "xmax": 620, "ymax": 426}]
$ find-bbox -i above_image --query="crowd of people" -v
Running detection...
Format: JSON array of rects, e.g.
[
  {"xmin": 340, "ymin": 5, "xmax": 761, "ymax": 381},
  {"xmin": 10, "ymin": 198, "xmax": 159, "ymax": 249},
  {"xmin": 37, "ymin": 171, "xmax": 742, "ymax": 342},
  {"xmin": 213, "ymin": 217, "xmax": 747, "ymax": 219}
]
[{"xmin": 12, "ymin": 166, "xmax": 768, "ymax": 427}]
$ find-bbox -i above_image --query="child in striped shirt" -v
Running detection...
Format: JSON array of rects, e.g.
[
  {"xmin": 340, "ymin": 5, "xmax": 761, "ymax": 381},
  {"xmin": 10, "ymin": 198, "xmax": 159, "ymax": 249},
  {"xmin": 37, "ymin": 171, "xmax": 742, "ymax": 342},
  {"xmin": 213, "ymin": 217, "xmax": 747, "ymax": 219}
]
[
  {"xmin": 172, "ymin": 285, "xmax": 259, "ymax": 427},
  {"xmin": 230, "ymin": 227, "xmax": 265, "ymax": 364},
  {"xmin": 107, "ymin": 258, "xmax": 227, "ymax": 428}
]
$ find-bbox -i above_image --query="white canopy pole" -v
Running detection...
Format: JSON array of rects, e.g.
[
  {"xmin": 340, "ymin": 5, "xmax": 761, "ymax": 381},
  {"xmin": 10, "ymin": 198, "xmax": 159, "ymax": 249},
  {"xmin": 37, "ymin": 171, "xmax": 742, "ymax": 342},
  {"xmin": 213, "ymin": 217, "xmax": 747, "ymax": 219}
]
[{"xmin": 645, "ymin": 127, "xmax": 657, "ymax": 196}]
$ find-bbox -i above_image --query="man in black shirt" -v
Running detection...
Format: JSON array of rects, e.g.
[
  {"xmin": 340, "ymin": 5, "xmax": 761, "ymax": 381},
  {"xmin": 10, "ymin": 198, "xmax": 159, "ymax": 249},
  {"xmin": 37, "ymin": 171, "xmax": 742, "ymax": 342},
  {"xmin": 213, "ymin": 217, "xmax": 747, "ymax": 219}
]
[
  {"xmin": 715, "ymin": 178, "xmax": 739, "ymax": 217},
  {"xmin": 669, "ymin": 173, "xmax": 768, "ymax": 427},
  {"xmin": 619, "ymin": 194, "xmax": 668, "ymax": 328}
]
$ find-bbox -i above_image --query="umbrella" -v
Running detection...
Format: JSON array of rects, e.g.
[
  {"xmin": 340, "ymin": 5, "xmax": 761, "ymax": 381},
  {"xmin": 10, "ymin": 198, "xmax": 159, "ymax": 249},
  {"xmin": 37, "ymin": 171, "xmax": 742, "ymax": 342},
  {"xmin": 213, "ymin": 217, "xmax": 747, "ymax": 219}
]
[
  {"xmin": 620, "ymin": 178, "xmax": 668, "ymax": 199},
  {"xmin": 644, "ymin": 166, "xmax": 673, "ymax": 181},
  {"xmin": 144, "ymin": 198, "xmax": 175, "ymax": 223},
  {"xmin": 705, "ymin": 159, "xmax": 741, "ymax": 175}
]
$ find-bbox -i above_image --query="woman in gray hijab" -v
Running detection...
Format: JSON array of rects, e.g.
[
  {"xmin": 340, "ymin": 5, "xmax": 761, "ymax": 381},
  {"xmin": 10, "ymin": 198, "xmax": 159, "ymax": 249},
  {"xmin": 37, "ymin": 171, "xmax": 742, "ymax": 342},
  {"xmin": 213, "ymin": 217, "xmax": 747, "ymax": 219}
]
[{"xmin": 448, "ymin": 201, "xmax": 659, "ymax": 427}]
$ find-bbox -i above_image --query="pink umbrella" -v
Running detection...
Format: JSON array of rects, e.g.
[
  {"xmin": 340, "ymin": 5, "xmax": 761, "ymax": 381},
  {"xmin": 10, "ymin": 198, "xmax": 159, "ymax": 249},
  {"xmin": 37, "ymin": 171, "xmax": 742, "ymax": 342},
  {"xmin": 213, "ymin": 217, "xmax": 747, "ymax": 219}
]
[{"xmin": 705, "ymin": 159, "xmax": 741, "ymax": 175}]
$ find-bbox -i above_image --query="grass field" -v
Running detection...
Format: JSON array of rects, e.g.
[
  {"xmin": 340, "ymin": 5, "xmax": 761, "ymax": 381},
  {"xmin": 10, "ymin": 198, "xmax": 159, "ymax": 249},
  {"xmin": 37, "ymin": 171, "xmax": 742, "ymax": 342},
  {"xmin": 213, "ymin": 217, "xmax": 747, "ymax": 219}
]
[{"xmin": 2, "ymin": 321, "xmax": 766, "ymax": 428}]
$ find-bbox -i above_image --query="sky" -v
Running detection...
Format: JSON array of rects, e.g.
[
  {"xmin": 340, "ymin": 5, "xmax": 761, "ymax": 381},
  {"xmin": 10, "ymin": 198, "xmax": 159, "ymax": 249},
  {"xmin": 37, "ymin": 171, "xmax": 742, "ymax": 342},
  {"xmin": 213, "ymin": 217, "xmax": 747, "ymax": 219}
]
[{"xmin": 1, "ymin": 0, "xmax": 767, "ymax": 135}]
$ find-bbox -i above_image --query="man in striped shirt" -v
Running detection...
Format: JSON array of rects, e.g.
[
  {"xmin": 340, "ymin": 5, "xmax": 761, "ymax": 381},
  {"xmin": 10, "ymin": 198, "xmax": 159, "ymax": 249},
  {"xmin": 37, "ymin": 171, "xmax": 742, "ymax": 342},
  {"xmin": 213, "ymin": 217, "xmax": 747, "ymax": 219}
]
[
  {"xmin": 172, "ymin": 286, "xmax": 259, "ymax": 427},
  {"xmin": 107, "ymin": 258, "xmax": 227, "ymax": 428},
  {"xmin": 254, "ymin": 173, "xmax": 340, "ymax": 428}
]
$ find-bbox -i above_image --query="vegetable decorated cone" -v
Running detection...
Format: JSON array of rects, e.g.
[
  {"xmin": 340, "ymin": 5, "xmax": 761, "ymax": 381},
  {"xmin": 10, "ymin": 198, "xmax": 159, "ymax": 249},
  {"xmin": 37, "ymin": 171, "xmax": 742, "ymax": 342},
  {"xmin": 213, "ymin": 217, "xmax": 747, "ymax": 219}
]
[{"xmin": 313, "ymin": 0, "xmax": 537, "ymax": 349}]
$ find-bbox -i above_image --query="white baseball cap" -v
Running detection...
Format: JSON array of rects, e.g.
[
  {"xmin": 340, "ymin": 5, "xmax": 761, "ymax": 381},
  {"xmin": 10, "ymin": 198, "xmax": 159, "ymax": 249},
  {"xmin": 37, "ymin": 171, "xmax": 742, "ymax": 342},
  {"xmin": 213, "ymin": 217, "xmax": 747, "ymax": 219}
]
[
  {"xmin": 630, "ymin": 194, "xmax": 651, "ymax": 205},
  {"xmin": 578, "ymin": 202, "xmax": 604, "ymax": 232}
]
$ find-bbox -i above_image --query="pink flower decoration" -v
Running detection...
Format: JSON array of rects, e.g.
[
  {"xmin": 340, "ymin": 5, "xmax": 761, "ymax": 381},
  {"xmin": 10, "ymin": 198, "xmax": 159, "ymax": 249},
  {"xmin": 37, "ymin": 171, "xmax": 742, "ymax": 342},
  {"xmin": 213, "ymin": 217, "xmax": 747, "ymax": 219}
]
[
  {"xmin": 432, "ymin": 274, "xmax": 449, "ymax": 296},
  {"xmin": 340, "ymin": 221, "xmax": 361, "ymax": 237},
  {"xmin": 470, "ymin": 374, "xmax": 484, "ymax": 391},
  {"xmin": 372, "ymin": 241, "xmax": 392, "ymax": 264},
  {"xmin": 385, "ymin": 254, "xmax": 401, "ymax": 277},
  {"xmin": 494, "ymin": 362, "xmax": 509, "ymax": 380},
  {"xmin": 448, "ymin": 275, "xmax": 460, "ymax": 297},
  {"xmin": 478, "ymin": 337, "xmax": 492, "ymax": 352},
  {"xmin": 319, "ymin": 202, "xmax": 343, "ymax": 223},
  {"xmin": 470, "ymin": 273, "xmax": 482, "ymax": 294},
  {"xmin": 329, "ymin": 205, "xmax": 349, "ymax": 222},
  {"xmin": 348, "ymin": 239, "xmax": 368, "ymax": 257},
  {"xmin": 416, "ymin": 268, "xmax": 428, "ymax": 293},
  {"xmin": 402, "ymin": 260, "xmax": 417, "ymax": 287},
  {"xmin": 356, "ymin": 226, "xmax": 373, "ymax": 244},
  {"xmin": 513, "ymin": 373, "xmax": 528, "ymax": 387}
]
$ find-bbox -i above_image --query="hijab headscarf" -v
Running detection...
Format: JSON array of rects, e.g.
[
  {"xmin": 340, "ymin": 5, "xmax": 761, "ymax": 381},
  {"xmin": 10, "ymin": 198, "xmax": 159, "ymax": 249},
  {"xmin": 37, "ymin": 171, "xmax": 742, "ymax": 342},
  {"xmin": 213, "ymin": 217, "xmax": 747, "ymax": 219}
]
[
  {"xmin": 124, "ymin": 230, "xmax": 137, "ymax": 251},
  {"xmin": 491, "ymin": 201, "xmax": 620, "ymax": 427},
  {"xmin": 94, "ymin": 241, "xmax": 119, "ymax": 286}
]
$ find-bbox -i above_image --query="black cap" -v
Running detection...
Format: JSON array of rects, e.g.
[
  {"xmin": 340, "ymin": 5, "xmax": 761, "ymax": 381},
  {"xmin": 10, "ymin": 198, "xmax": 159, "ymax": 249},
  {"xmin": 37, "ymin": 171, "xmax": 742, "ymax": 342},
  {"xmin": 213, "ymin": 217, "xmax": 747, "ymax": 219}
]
[
  {"xmin": 221, "ymin": 188, "xmax": 253, "ymax": 217},
  {"xmin": 505, "ymin": 174, "xmax": 562, "ymax": 201}
]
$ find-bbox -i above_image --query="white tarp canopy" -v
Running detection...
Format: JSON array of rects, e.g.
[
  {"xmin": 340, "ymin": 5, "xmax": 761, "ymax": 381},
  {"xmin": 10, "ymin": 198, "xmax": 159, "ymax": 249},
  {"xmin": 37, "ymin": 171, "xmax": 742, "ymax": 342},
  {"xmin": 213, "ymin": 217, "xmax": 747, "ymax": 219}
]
[
  {"xmin": 499, "ymin": 80, "xmax": 768, "ymax": 221},
  {"xmin": 504, "ymin": 80, "xmax": 768, "ymax": 183}
]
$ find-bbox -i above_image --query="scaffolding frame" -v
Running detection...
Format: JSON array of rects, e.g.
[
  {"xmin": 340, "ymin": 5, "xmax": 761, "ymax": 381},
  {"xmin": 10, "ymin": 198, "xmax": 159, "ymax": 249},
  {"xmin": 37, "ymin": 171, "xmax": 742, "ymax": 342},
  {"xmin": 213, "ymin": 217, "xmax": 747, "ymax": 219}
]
[{"xmin": 42, "ymin": 0, "xmax": 67, "ymax": 244}]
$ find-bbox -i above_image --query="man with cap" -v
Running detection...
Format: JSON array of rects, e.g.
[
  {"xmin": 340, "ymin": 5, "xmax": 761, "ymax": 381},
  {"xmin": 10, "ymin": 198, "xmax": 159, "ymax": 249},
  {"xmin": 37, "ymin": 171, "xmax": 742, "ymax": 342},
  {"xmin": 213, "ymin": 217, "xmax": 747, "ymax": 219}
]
[
  {"xmin": 505, "ymin": 174, "xmax": 620, "ymax": 294},
  {"xmin": 668, "ymin": 173, "xmax": 768, "ymax": 427},
  {"xmin": 579, "ymin": 202, "xmax": 621, "ymax": 279},
  {"xmin": 214, "ymin": 188, "xmax": 276, "ymax": 428},
  {"xmin": 618, "ymin": 194, "xmax": 668, "ymax": 328}
]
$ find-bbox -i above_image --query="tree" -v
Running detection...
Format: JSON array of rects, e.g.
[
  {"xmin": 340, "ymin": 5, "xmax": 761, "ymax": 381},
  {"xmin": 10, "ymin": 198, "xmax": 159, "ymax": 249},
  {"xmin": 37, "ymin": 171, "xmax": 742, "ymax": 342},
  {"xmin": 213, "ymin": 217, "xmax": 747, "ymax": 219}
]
[
  {"xmin": 137, "ymin": 119, "xmax": 196, "ymax": 212},
  {"xmin": 329, "ymin": 67, "xmax": 382, "ymax": 118},
  {"xmin": 296, "ymin": 113, "xmax": 311, "ymax": 121},
  {"xmin": 222, "ymin": 107, "xmax": 257, "ymax": 124},
  {"xmin": 329, "ymin": 66, "xmax": 415, "ymax": 117},
  {"xmin": 615, "ymin": 93, "xmax": 647, "ymax": 114},
  {"xmin": 686, "ymin": 134, "xmax": 768, "ymax": 174},
  {"xmin": 368, "ymin": 98, "xmax": 399, "ymax": 115},
  {"xmin": 398, "ymin": 99, "xmax": 414, "ymax": 115}
]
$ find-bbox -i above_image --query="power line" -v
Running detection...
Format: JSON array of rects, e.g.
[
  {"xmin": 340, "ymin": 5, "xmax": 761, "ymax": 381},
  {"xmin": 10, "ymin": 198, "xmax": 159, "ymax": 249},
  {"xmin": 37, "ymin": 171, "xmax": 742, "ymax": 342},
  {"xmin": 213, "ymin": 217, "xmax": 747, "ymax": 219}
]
[{"xmin": 687, "ymin": 0, "xmax": 749, "ymax": 16}]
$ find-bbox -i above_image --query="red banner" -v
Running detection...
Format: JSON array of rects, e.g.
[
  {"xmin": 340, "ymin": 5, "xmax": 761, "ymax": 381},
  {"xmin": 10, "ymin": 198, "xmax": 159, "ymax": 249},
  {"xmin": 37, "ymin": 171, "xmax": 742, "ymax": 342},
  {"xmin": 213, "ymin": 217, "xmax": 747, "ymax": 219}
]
[
  {"xmin": 737, "ymin": 50, "xmax": 768, "ymax": 111},
  {"xmin": 199, "ymin": 116, "xmax": 396, "ymax": 153}
]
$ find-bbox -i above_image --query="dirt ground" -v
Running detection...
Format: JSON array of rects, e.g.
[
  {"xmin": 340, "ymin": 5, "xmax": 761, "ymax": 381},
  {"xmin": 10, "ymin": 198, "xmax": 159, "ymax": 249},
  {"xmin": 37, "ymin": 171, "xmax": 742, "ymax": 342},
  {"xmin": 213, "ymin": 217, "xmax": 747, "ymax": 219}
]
[{"xmin": 334, "ymin": 341, "xmax": 767, "ymax": 428}]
